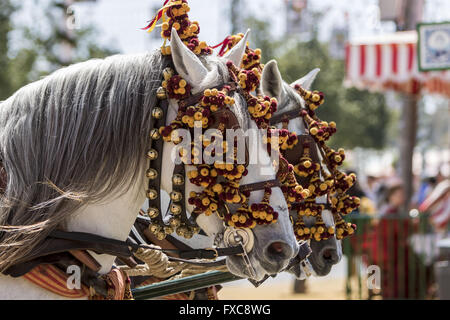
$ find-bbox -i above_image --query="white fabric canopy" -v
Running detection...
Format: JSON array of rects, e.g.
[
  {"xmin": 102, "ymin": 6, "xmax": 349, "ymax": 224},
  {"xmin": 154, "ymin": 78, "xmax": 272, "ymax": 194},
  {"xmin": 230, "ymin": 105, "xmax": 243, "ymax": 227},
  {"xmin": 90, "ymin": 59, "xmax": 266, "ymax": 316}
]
[{"xmin": 345, "ymin": 31, "xmax": 450, "ymax": 97}]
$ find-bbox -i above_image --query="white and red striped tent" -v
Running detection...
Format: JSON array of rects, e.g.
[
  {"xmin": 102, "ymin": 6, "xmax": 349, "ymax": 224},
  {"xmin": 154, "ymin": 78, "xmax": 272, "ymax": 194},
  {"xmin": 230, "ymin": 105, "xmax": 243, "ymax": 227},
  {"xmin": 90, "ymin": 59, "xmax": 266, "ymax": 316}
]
[{"xmin": 345, "ymin": 31, "xmax": 450, "ymax": 97}]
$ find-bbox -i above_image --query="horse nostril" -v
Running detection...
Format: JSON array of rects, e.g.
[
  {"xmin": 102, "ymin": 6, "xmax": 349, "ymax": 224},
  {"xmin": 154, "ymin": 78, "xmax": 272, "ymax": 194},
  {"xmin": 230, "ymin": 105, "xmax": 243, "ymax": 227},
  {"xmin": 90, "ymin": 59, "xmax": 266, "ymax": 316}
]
[
  {"xmin": 269, "ymin": 242, "xmax": 284, "ymax": 254},
  {"xmin": 323, "ymin": 249, "xmax": 332, "ymax": 260},
  {"xmin": 265, "ymin": 241, "xmax": 292, "ymax": 263},
  {"xmin": 322, "ymin": 248, "xmax": 340, "ymax": 264}
]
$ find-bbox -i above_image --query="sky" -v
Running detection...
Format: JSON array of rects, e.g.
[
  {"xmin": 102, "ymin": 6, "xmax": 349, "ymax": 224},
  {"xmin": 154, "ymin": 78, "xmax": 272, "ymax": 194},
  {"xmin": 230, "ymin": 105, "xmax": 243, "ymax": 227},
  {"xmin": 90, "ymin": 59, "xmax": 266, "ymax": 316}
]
[{"xmin": 13, "ymin": 0, "xmax": 450, "ymax": 55}]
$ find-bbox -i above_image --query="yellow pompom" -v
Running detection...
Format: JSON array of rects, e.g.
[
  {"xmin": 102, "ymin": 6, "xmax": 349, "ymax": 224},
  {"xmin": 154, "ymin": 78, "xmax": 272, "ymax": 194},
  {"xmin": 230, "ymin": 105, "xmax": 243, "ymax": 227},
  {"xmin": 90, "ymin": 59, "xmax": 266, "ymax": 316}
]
[
  {"xmin": 310, "ymin": 127, "xmax": 318, "ymax": 135},
  {"xmin": 212, "ymin": 184, "xmax": 223, "ymax": 193},
  {"xmin": 194, "ymin": 112, "xmax": 203, "ymax": 121},
  {"xmin": 238, "ymin": 215, "xmax": 247, "ymax": 224}
]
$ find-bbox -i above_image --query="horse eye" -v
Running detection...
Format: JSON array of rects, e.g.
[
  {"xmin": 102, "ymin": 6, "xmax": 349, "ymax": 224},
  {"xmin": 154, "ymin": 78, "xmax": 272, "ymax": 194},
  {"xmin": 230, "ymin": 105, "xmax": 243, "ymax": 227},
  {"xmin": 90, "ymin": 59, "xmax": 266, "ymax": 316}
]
[{"xmin": 277, "ymin": 205, "xmax": 288, "ymax": 212}]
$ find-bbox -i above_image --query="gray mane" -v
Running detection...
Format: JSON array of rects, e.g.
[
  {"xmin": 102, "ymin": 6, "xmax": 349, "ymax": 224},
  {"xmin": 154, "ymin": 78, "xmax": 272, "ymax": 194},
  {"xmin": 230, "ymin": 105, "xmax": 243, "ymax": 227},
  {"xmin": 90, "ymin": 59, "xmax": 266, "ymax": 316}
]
[
  {"xmin": 0, "ymin": 49, "xmax": 249, "ymax": 272},
  {"xmin": 0, "ymin": 51, "xmax": 170, "ymax": 271}
]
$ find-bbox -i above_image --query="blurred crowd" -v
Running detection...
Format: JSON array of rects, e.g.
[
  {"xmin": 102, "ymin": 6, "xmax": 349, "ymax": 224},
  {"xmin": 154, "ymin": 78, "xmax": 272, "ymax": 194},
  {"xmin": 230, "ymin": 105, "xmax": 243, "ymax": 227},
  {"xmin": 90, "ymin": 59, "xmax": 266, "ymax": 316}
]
[
  {"xmin": 344, "ymin": 168, "xmax": 449, "ymax": 299},
  {"xmin": 346, "ymin": 168, "xmax": 449, "ymax": 232}
]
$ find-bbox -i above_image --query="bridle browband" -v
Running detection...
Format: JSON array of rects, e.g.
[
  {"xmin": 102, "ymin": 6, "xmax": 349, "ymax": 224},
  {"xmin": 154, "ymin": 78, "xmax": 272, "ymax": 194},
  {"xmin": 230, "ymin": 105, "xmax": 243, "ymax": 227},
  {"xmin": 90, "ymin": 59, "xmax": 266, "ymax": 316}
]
[{"xmin": 269, "ymin": 108, "xmax": 304, "ymax": 126}]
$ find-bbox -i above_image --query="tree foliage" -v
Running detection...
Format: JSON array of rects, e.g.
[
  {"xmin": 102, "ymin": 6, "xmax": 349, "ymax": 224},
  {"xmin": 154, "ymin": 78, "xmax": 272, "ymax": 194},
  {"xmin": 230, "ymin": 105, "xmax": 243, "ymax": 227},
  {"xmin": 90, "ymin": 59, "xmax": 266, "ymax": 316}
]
[
  {"xmin": 0, "ymin": 0, "xmax": 117, "ymax": 101},
  {"xmin": 23, "ymin": 0, "xmax": 117, "ymax": 74},
  {"xmin": 243, "ymin": 17, "xmax": 391, "ymax": 150},
  {"xmin": 0, "ymin": 0, "xmax": 38, "ymax": 100}
]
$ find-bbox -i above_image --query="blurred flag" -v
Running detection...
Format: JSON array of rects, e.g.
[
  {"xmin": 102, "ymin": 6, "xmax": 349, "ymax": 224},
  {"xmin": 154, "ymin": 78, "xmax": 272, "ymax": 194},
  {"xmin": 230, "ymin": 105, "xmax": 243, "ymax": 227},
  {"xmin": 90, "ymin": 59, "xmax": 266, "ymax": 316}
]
[{"xmin": 419, "ymin": 180, "xmax": 450, "ymax": 231}]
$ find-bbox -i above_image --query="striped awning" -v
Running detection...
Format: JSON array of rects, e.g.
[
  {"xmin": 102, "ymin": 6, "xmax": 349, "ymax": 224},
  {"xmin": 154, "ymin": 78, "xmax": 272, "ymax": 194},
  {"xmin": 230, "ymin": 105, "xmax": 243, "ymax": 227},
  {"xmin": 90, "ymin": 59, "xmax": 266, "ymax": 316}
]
[{"xmin": 345, "ymin": 31, "xmax": 450, "ymax": 97}]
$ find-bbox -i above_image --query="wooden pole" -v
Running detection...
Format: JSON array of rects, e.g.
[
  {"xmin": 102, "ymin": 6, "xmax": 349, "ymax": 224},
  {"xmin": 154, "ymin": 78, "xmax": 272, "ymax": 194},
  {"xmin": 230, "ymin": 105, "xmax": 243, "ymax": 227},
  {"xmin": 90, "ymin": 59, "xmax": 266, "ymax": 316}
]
[
  {"xmin": 397, "ymin": 0, "xmax": 423, "ymax": 211},
  {"xmin": 399, "ymin": 94, "xmax": 419, "ymax": 211}
]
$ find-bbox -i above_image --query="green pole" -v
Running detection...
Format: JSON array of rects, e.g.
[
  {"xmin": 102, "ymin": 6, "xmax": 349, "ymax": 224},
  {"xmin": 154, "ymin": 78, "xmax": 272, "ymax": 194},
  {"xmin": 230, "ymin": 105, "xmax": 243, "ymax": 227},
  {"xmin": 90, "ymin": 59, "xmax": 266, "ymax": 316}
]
[{"xmin": 132, "ymin": 271, "xmax": 242, "ymax": 300}]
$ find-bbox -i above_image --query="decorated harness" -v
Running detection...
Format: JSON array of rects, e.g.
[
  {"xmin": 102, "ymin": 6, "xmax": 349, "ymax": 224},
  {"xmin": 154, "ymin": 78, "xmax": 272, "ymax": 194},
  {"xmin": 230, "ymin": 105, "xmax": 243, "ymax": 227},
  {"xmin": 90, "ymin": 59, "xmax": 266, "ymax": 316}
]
[{"xmin": 0, "ymin": 0, "xmax": 360, "ymax": 300}]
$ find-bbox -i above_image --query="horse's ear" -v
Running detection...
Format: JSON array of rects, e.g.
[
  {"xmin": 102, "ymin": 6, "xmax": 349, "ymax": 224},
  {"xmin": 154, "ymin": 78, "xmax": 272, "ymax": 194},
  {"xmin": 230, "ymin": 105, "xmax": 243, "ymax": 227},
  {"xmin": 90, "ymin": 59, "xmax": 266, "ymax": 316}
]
[
  {"xmin": 223, "ymin": 29, "xmax": 250, "ymax": 67},
  {"xmin": 290, "ymin": 68, "xmax": 320, "ymax": 90},
  {"xmin": 170, "ymin": 28, "xmax": 208, "ymax": 86},
  {"xmin": 261, "ymin": 60, "xmax": 283, "ymax": 101}
]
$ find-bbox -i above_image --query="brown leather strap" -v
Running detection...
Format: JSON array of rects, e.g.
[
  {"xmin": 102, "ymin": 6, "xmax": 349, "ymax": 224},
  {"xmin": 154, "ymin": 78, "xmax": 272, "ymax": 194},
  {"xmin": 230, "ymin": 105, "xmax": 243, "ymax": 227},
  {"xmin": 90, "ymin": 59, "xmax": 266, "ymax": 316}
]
[
  {"xmin": 178, "ymin": 82, "xmax": 238, "ymax": 109},
  {"xmin": 269, "ymin": 108, "xmax": 303, "ymax": 125},
  {"xmin": 239, "ymin": 179, "xmax": 281, "ymax": 193},
  {"xmin": 69, "ymin": 250, "xmax": 102, "ymax": 273},
  {"xmin": 48, "ymin": 230, "xmax": 243, "ymax": 261},
  {"xmin": 284, "ymin": 134, "xmax": 320, "ymax": 165}
]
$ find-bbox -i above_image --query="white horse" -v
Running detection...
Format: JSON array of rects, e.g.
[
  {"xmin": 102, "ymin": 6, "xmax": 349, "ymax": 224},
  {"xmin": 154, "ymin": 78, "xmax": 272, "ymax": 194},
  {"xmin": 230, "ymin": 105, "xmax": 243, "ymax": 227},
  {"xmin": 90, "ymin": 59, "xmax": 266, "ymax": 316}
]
[
  {"xmin": 261, "ymin": 60, "xmax": 343, "ymax": 277},
  {"xmin": 0, "ymin": 31, "xmax": 298, "ymax": 299}
]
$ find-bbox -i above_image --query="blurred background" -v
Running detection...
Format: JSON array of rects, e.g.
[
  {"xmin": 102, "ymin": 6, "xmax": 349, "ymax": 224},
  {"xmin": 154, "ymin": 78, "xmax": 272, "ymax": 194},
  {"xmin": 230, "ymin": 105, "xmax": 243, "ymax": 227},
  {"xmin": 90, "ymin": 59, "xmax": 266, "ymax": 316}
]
[{"xmin": 1, "ymin": 0, "xmax": 449, "ymax": 299}]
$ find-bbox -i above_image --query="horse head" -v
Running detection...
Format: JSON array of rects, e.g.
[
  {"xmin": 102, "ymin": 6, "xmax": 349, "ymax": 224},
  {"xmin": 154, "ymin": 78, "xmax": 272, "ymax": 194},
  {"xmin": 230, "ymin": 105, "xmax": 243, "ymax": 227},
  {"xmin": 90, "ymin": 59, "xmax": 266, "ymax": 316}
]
[
  {"xmin": 261, "ymin": 60, "xmax": 343, "ymax": 277},
  {"xmin": 157, "ymin": 30, "xmax": 298, "ymax": 281}
]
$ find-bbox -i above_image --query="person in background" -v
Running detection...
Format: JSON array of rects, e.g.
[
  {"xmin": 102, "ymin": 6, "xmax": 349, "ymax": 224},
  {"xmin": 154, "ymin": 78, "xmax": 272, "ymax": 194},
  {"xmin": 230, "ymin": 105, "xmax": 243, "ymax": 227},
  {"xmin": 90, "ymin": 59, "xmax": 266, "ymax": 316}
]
[
  {"xmin": 380, "ymin": 182, "xmax": 405, "ymax": 216},
  {"xmin": 413, "ymin": 176, "xmax": 438, "ymax": 209},
  {"xmin": 365, "ymin": 182, "xmax": 424, "ymax": 299}
]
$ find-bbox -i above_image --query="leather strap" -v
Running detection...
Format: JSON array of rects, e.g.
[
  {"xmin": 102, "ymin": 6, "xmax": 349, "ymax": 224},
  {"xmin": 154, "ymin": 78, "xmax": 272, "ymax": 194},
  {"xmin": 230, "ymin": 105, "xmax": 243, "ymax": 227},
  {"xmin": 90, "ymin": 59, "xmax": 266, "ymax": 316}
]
[
  {"xmin": 48, "ymin": 230, "xmax": 243, "ymax": 261},
  {"xmin": 239, "ymin": 179, "xmax": 281, "ymax": 193},
  {"xmin": 269, "ymin": 108, "xmax": 303, "ymax": 126},
  {"xmin": 69, "ymin": 250, "xmax": 102, "ymax": 272},
  {"xmin": 178, "ymin": 82, "xmax": 238, "ymax": 109}
]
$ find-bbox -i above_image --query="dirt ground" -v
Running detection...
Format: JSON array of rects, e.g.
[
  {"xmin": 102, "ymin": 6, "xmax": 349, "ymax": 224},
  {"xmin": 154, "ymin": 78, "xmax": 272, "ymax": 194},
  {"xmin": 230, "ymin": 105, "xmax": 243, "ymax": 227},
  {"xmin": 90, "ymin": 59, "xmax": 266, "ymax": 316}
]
[{"xmin": 218, "ymin": 276, "xmax": 348, "ymax": 300}]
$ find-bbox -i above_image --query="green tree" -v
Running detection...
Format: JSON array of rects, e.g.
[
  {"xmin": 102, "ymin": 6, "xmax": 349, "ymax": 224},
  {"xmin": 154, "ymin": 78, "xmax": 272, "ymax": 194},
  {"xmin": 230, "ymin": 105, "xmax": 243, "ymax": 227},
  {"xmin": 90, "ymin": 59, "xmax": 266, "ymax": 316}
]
[
  {"xmin": 1, "ymin": 0, "xmax": 117, "ymax": 101},
  {"xmin": 244, "ymin": 17, "xmax": 391, "ymax": 150},
  {"xmin": 23, "ymin": 0, "xmax": 117, "ymax": 76},
  {"xmin": 0, "ymin": 0, "xmax": 38, "ymax": 100}
]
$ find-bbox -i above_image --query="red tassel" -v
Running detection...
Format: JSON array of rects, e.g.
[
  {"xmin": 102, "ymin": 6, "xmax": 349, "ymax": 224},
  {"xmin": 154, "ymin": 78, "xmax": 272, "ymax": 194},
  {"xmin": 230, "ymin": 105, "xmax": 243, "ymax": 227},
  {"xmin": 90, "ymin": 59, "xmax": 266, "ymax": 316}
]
[{"xmin": 212, "ymin": 36, "xmax": 233, "ymax": 56}]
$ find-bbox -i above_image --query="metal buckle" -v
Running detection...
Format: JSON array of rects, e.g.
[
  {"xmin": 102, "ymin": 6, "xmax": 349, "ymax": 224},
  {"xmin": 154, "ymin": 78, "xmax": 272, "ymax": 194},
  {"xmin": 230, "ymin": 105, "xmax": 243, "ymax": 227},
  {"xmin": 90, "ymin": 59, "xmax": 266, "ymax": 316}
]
[{"xmin": 205, "ymin": 247, "xmax": 218, "ymax": 260}]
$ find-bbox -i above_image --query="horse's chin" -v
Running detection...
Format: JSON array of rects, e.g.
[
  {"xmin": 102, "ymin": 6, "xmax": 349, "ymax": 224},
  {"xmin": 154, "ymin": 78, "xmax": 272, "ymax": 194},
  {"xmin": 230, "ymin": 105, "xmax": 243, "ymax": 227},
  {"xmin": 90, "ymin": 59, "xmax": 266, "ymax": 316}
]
[
  {"xmin": 307, "ymin": 252, "xmax": 333, "ymax": 276},
  {"xmin": 225, "ymin": 254, "xmax": 267, "ymax": 281}
]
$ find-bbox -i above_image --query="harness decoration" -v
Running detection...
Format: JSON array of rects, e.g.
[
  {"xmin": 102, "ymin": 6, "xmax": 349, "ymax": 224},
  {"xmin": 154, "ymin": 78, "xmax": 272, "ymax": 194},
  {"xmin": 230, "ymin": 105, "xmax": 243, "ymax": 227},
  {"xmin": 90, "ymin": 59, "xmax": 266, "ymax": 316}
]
[{"xmin": 218, "ymin": 34, "xmax": 361, "ymax": 242}]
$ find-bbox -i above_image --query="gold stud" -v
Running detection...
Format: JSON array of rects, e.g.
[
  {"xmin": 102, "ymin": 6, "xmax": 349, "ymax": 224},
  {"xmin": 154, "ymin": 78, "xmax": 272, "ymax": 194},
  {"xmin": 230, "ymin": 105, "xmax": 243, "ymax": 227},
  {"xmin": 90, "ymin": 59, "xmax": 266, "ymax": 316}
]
[
  {"xmin": 156, "ymin": 231, "xmax": 166, "ymax": 240},
  {"xmin": 147, "ymin": 207, "xmax": 160, "ymax": 218},
  {"xmin": 147, "ymin": 149, "xmax": 158, "ymax": 160},
  {"xmin": 156, "ymin": 87, "xmax": 167, "ymax": 99},
  {"xmin": 164, "ymin": 226, "xmax": 174, "ymax": 234},
  {"xmin": 149, "ymin": 224, "xmax": 161, "ymax": 233},
  {"xmin": 172, "ymin": 174, "xmax": 184, "ymax": 185},
  {"xmin": 152, "ymin": 107, "xmax": 163, "ymax": 119},
  {"xmin": 146, "ymin": 168, "xmax": 158, "ymax": 180},
  {"xmin": 169, "ymin": 217, "xmax": 181, "ymax": 227},
  {"xmin": 150, "ymin": 128, "xmax": 161, "ymax": 140},
  {"xmin": 146, "ymin": 188, "xmax": 158, "ymax": 200},
  {"xmin": 170, "ymin": 203, "xmax": 182, "ymax": 215},
  {"xmin": 170, "ymin": 191, "xmax": 182, "ymax": 202},
  {"xmin": 191, "ymin": 226, "xmax": 201, "ymax": 234},
  {"xmin": 176, "ymin": 226, "xmax": 187, "ymax": 237}
]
